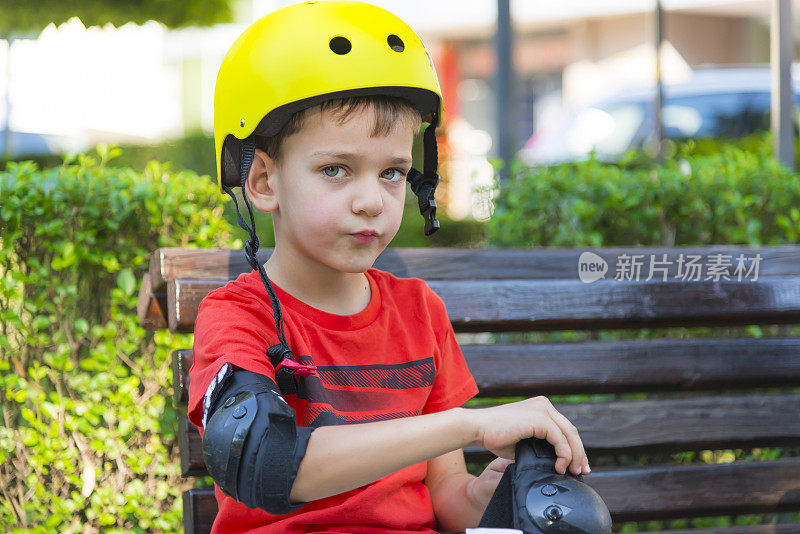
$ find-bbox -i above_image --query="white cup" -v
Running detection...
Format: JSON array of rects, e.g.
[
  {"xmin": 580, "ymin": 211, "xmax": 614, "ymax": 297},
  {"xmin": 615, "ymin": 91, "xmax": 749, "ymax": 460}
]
[{"xmin": 465, "ymin": 529, "xmax": 523, "ymax": 534}]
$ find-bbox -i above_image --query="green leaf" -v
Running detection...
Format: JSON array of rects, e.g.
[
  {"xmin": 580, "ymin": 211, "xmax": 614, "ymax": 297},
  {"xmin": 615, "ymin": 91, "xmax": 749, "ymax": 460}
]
[
  {"xmin": 32, "ymin": 315, "xmax": 51, "ymax": 331},
  {"xmin": 117, "ymin": 419, "xmax": 132, "ymax": 437},
  {"xmin": 116, "ymin": 269, "xmax": 136, "ymax": 297},
  {"xmin": 75, "ymin": 318, "xmax": 89, "ymax": 335},
  {"xmin": 40, "ymin": 402, "xmax": 59, "ymax": 420}
]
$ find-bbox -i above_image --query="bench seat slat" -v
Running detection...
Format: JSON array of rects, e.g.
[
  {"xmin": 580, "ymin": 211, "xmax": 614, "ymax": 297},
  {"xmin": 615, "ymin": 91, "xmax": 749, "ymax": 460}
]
[
  {"xmin": 149, "ymin": 246, "xmax": 800, "ymax": 291},
  {"xmin": 171, "ymin": 338, "xmax": 800, "ymax": 406},
  {"xmin": 165, "ymin": 277, "xmax": 800, "ymax": 333}
]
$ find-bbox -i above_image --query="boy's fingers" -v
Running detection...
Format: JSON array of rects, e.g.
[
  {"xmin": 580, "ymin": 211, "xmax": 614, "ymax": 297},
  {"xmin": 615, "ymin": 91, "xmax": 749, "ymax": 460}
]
[
  {"xmin": 497, "ymin": 447, "xmax": 515, "ymax": 460},
  {"xmin": 547, "ymin": 406, "xmax": 587, "ymax": 474},
  {"xmin": 488, "ymin": 457, "xmax": 514, "ymax": 473},
  {"xmin": 538, "ymin": 421, "xmax": 571, "ymax": 473},
  {"xmin": 530, "ymin": 397, "xmax": 572, "ymax": 471}
]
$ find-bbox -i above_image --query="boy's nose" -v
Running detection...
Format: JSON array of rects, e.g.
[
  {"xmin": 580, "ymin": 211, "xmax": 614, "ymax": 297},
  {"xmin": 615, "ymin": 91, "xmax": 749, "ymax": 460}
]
[{"xmin": 351, "ymin": 178, "xmax": 384, "ymax": 217}]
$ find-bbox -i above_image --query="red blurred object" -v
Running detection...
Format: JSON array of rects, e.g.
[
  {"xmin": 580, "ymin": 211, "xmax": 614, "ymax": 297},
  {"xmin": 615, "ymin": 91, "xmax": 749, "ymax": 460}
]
[{"xmin": 436, "ymin": 42, "xmax": 460, "ymax": 123}]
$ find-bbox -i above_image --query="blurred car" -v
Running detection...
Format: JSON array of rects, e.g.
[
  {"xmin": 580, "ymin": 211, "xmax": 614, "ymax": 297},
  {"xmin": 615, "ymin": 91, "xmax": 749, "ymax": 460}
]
[
  {"xmin": 519, "ymin": 66, "xmax": 800, "ymax": 165},
  {"xmin": 0, "ymin": 130, "xmax": 88, "ymax": 159}
]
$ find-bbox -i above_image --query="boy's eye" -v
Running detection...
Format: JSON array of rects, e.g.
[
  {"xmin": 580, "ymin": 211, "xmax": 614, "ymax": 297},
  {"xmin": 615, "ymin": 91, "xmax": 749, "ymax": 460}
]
[
  {"xmin": 380, "ymin": 168, "xmax": 406, "ymax": 182},
  {"xmin": 323, "ymin": 165, "xmax": 344, "ymax": 178}
]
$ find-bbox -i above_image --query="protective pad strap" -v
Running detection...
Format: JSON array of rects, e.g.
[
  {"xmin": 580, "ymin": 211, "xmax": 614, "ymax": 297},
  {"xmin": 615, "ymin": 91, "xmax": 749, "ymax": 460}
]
[
  {"xmin": 202, "ymin": 366, "xmax": 313, "ymax": 515},
  {"xmin": 477, "ymin": 466, "xmax": 515, "ymax": 528}
]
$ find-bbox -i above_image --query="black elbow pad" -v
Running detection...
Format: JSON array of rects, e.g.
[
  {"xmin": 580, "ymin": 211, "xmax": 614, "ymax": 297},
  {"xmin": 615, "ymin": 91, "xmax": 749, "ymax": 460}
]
[{"xmin": 202, "ymin": 365, "xmax": 313, "ymax": 515}]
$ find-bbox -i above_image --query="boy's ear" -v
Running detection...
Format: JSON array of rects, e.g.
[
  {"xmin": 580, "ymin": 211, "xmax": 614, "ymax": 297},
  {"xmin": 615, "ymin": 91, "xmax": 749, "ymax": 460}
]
[{"xmin": 244, "ymin": 149, "xmax": 278, "ymax": 213}]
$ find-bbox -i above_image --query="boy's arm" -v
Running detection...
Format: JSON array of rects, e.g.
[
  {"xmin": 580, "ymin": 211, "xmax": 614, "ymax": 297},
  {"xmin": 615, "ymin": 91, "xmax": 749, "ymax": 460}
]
[
  {"xmin": 424, "ymin": 449, "xmax": 483, "ymax": 531},
  {"xmin": 290, "ymin": 406, "xmax": 476, "ymax": 502},
  {"xmin": 290, "ymin": 396, "xmax": 590, "ymax": 505},
  {"xmin": 425, "ymin": 449, "xmax": 514, "ymax": 531}
]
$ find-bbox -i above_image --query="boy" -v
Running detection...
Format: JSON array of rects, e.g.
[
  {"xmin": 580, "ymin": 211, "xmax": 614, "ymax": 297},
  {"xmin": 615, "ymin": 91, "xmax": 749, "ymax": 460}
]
[{"xmin": 188, "ymin": 2, "xmax": 590, "ymax": 533}]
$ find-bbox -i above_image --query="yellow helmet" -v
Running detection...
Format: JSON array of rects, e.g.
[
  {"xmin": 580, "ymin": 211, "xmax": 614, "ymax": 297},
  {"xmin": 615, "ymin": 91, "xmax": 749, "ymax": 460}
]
[{"xmin": 214, "ymin": 1, "xmax": 443, "ymax": 234}]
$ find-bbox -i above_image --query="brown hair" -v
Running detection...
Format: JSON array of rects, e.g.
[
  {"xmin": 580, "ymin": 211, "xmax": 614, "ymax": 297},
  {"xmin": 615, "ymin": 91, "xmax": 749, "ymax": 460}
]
[{"xmin": 254, "ymin": 95, "xmax": 422, "ymax": 162}]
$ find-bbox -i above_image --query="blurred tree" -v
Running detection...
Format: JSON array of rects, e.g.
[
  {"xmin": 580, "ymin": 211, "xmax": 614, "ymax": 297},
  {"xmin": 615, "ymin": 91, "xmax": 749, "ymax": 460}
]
[{"xmin": 0, "ymin": 0, "xmax": 233, "ymax": 33}]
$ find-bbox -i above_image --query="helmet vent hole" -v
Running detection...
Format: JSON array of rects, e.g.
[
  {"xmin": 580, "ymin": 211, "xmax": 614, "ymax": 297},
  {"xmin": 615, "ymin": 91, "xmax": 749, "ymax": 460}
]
[
  {"xmin": 329, "ymin": 36, "xmax": 352, "ymax": 55},
  {"xmin": 387, "ymin": 34, "xmax": 405, "ymax": 52}
]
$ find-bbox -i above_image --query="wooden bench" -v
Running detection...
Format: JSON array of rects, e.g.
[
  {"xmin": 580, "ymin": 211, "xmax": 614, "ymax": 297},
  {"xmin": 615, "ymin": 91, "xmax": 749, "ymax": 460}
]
[{"xmin": 137, "ymin": 245, "xmax": 800, "ymax": 534}]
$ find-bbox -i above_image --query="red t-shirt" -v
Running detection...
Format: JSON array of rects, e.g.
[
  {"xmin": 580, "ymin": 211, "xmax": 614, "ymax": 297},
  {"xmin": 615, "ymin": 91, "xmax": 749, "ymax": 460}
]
[{"xmin": 188, "ymin": 267, "xmax": 479, "ymax": 534}]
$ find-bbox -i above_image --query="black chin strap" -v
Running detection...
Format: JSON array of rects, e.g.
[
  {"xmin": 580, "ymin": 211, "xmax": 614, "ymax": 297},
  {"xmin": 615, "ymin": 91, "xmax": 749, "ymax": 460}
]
[
  {"xmin": 407, "ymin": 116, "xmax": 441, "ymax": 236},
  {"xmin": 221, "ymin": 137, "xmax": 288, "ymax": 346},
  {"xmin": 221, "ymin": 136, "xmax": 317, "ymax": 395}
]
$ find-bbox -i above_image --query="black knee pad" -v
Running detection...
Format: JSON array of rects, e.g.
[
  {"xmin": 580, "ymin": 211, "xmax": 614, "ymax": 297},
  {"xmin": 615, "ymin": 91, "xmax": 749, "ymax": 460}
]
[{"xmin": 202, "ymin": 365, "xmax": 313, "ymax": 515}]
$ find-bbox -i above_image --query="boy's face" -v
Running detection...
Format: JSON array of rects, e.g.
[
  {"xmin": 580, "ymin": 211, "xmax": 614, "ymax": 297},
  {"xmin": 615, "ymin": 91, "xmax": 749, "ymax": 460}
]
[{"xmin": 247, "ymin": 105, "xmax": 416, "ymax": 276}]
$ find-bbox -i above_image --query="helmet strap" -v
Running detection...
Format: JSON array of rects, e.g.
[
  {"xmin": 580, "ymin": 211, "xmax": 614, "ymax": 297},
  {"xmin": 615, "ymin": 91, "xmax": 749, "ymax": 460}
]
[
  {"xmin": 221, "ymin": 136, "xmax": 294, "ymax": 362},
  {"xmin": 407, "ymin": 116, "xmax": 441, "ymax": 236}
]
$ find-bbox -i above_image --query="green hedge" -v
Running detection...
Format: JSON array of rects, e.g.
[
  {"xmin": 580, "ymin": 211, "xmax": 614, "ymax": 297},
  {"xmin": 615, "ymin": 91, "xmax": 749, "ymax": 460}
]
[
  {"xmin": 488, "ymin": 134, "xmax": 800, "ymax": 247},
  {"xmin": 0, "ymin": 131, "xmax": 217, "ymax": 179},
  {"xmin": 0, "ymin": 147, "xmax": 233, "ymax": 532}
]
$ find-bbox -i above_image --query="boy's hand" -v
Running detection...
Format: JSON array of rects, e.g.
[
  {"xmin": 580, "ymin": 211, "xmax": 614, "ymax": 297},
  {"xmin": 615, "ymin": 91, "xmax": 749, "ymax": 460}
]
[
  {"xmin": 466, "ymin": 457, "xmax": 515, "ymax": 508},
  {"xmin": 469, "ymin": 396, "xmax": 590, "ymax": 476}
]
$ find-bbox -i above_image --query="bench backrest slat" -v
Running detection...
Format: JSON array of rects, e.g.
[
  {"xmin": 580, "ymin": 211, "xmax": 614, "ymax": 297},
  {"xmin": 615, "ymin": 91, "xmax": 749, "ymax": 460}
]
[
  {"xmin": 173, "ymin": 338, "xmax": 800, "ymax": 405},
  {"xmin": 183, "ymin": 489, "xmax": 218, "ymax": 534},
  {"xmin": 593, "ymin": 457, "xmax": 800, "ymax": 521},
  {"xmin": 137, "ymin": 273, "xmax": 167, "ymax": 330},
  {"xmin": 149, "ymin": 246, "xmax": 800, "ymax": 290},
  {"xmin": 180, "ymin": 487, "xmax": 800, "ymax": 534},
  {"xmin": 180, "ymin": 456, "xmax": 800, "ymax": 526},
  {"xmin": 164, "ymin": 276, "xmax": 800, "ymax": 333},
  {"xmin": 176, "ymin": 389, "xmax": 800, "ymax": 476},
  {"xmin": 464, "ymin": 337, "xmax": 800, "ymax": 395},
  {"xmin": 181, "ymin": 394, "xmax": 800, "ymax": 475}
]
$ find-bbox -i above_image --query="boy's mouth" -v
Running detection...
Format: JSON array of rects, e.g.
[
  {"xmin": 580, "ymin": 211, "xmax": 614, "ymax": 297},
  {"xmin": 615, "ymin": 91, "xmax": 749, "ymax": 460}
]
[{"xmin": 350, "ymin": 230, "xmax": 378, "ymax": 243}]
